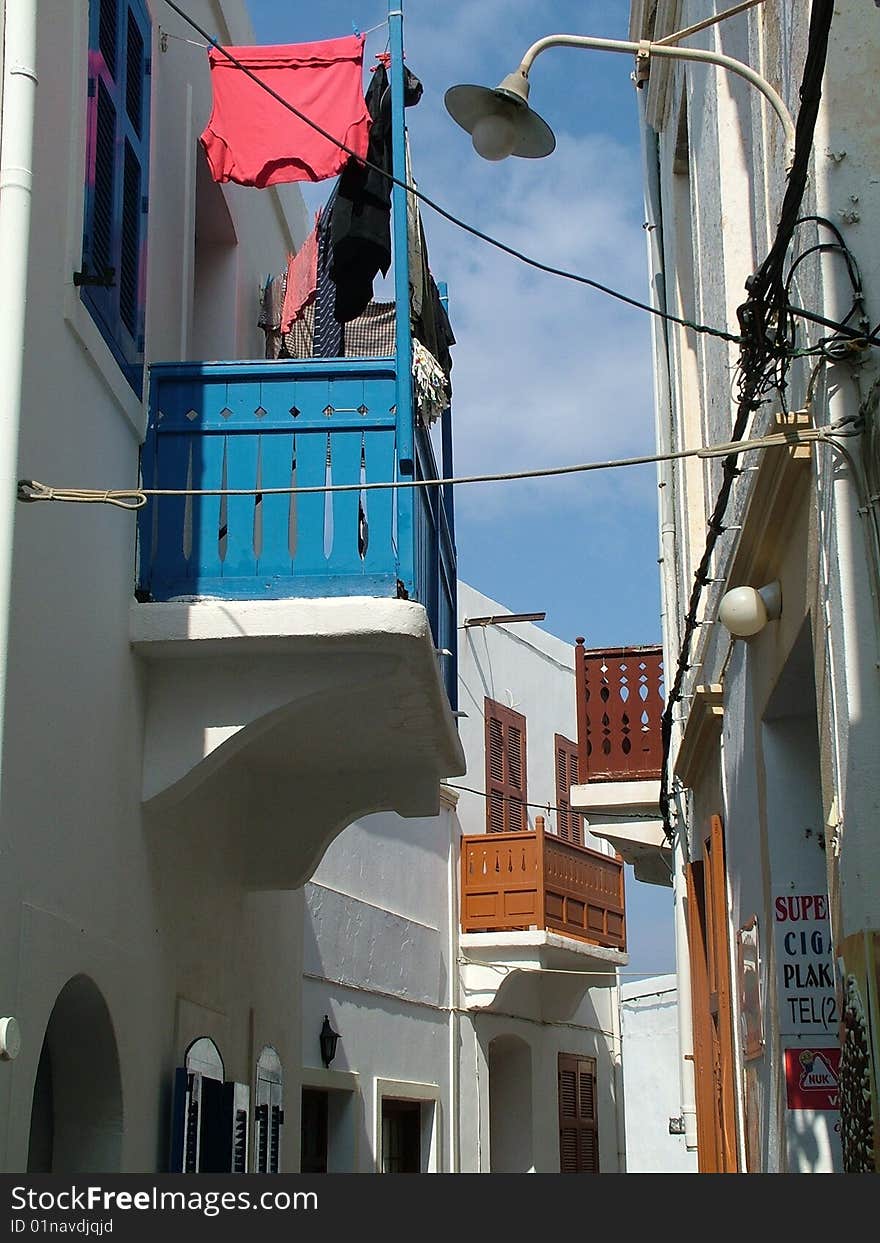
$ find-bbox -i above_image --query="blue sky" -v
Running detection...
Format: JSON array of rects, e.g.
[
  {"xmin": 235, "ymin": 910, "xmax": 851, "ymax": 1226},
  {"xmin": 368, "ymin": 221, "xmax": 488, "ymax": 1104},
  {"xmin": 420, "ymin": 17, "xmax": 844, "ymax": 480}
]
[{"xmin": 232, "ymin": 1, "xmax": 674, "ymax": 977}]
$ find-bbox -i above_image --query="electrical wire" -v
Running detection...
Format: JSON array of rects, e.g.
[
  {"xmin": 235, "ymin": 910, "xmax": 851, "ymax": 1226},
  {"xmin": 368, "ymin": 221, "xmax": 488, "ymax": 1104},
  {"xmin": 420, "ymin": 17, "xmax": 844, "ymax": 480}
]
[
  {"xmin": 157, "ymin": 0, "xmax": 744, "ymax": 345},
  {"xmin": 445, "ymin": 782, "xmax": 662, "ymax": 823},
  {"xmin": 658, "ymin": 0, "xmax": 837, "ymax": 840},
  {"xmin": 16, "ymin": 420, "xmax": 854, "ymax": 511},
  {"xmin": 156, "ymin": 0, "xmax": 880, "ymax": 351}
]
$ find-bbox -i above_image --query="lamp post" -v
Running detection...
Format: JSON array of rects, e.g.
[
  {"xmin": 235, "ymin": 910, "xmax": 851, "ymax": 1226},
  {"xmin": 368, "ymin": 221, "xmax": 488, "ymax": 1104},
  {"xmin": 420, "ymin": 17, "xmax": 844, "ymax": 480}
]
[{"xmin": 445, "ymin": 31, "xmax": 795, "ymax": 163}]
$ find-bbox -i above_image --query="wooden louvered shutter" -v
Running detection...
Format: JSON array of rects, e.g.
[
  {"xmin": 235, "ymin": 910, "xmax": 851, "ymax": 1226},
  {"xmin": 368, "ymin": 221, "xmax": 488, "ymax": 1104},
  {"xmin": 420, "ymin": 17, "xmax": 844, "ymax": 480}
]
[
  {"xmin": 558, "ymin": 1053, "xmax": 599, "ymax": 1173},
  {"xmin": 485, "ymin": 698, "xmax": 527, "ymax": 833},
  {"xmin": 554, "ymin": 734, "xmax": 583, "ymax": 846}
]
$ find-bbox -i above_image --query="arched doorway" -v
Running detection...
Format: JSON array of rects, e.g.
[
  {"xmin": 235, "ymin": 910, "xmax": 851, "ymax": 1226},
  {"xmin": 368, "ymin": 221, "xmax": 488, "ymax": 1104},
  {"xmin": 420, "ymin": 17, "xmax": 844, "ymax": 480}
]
[
  {"xmin": 488, "ymin": 1034, "xmax": 534, "ymax": 1172},
  {"xmin": 27, "ymin": 975, "xmax": 123, "ymax": 1173}
]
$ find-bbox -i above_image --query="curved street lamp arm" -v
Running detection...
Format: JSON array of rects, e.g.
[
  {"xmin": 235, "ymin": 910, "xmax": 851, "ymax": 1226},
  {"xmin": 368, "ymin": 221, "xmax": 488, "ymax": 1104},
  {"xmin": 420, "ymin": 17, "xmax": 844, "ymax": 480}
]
[{"xmin": 518, "ymin": 34, "xmax": 796, "ymax": 158}]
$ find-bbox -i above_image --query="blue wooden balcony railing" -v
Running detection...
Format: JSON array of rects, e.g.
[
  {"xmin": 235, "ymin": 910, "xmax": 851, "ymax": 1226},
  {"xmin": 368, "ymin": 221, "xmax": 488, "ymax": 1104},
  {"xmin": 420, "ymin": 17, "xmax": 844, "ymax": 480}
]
[{"xmin": 136, "ymin": 358, "xmax": 457, "ymax": 708}]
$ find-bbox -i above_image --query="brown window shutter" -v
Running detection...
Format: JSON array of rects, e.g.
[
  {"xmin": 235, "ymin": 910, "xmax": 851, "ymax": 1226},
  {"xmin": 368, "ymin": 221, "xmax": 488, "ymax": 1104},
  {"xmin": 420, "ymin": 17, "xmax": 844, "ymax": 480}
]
[
  {"xmin": 484, "ymin": 697, "xmax": 527, "ymax": 832},
  {"xmin": 554, "ymin": 734, "xmax": 583, "ymax": 846},
  {"xmin": 558, "ymin": 1053, "xmax": 599, "ymax": 1173}
]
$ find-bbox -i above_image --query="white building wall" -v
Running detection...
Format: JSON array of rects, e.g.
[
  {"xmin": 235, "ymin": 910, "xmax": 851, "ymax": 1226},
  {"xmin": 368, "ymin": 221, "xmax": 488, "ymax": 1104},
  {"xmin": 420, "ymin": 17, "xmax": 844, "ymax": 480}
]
[
  {"xmin": 301, "ymin": 799, "xmax": 457, "ymax": 1172},
  {"xmin": 635, "ymin": 0, "xmax": 880, "ymax": 1172},
  {"xmin": 0, "ymin": 0, "xmax": 309, "ymax": 1172},
  {"xmin": 620, "ymin": 976, "xmax": 696, "ymax": 1173},
  {"xmin": 303, "ymin": 582, "xmax": 624, "ymax": 1173}
]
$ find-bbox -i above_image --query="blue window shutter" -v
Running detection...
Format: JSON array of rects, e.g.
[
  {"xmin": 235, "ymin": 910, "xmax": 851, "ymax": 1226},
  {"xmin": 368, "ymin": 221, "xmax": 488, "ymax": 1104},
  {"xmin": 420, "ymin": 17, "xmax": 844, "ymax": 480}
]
[
  {"xmin": 119, "ymin": 141, "xmax": 141, "ymax": 335},
  {"xmin": 92, "ymin": 82, "xmax": 116, "ymax": 281},
  {"xmin": 81, "ymin": 0, "xmax": 151, "ymax": 395},
  {"xmin": 98, "ymin": 0, "xmax": 118, "ymax": 80}
]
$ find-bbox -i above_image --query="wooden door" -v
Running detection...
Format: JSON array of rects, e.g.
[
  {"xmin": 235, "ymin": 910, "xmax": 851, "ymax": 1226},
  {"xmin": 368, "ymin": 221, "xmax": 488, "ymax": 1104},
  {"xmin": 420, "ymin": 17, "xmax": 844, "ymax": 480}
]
[{"xmin": 685, "ymin": 814, "xmax": 738, "ymax": 1172}]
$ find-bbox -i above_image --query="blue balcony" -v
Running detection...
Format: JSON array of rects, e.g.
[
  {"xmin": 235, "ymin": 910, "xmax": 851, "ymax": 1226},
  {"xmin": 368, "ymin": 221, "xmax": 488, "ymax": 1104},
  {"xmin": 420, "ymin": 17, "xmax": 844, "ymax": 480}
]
[
  {"xmin": 137, "ymin": 357, "xmax": 457, "ymax": 709},
  {"xmin": 129, "ymin": 7, "xmax": 463, "ymax": 884}
]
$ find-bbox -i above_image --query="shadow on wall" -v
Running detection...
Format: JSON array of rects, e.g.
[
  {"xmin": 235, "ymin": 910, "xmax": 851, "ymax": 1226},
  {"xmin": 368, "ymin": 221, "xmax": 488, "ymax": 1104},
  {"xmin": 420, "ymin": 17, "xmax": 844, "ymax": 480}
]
[{"xmin": 27, "ymin": 974, "xmax": 123, "ymax": 1173}]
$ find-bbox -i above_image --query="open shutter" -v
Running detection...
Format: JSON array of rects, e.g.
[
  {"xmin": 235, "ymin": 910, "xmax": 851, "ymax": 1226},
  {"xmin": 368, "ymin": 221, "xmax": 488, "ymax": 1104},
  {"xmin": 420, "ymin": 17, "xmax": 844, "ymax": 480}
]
[
  {"xmin": 686, "ymin": 815, "xmax": 739, "ymax": 1173},
  {"xmin": 254, "ymin": 1046, "xmax": 284, "ymax": 1173},
  {"xmin": 199, "ymin": 1080, "xmax": 250, "ymax": 1173},
  {"xmin": 558, "ymin": 1053, "xmax": 599, "ymax": 1173},
  {"xmin": 554, "ymin": 734, "xmax": 583, "ymax": 846},
  {"xmin": 81, "ymin": 0, "xmax": 151, "ymax": 390},
  {"xmin": 484, "ymin": 698, "xmax": 527, "ymax": 833},
  {"xmin": 170, "ymin": 1068, "xmax": 204, "ymax": 1172}
]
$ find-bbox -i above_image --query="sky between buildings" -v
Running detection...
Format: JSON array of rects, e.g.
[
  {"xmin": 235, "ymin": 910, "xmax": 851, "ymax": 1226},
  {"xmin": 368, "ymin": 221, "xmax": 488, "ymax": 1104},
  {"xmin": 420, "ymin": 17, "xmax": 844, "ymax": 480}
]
[{"xmin": 211, "ymin": 0, "xmax": 675, "ymax": 977}]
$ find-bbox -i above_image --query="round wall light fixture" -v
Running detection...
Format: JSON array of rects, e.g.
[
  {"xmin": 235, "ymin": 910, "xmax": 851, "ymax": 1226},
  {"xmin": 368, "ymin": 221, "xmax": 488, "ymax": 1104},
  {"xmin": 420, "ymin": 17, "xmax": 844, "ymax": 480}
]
[{"xmin": 718, "ymin": 581, "xmax": 782, "ymax": 638}]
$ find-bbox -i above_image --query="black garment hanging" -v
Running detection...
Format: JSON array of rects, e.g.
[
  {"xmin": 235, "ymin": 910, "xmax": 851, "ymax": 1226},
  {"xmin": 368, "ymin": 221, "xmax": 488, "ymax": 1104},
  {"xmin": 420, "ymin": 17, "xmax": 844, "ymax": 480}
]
[
  {"xmin": 411, "ymin": 217, "xmax": 455, "ymax": 393},
  {"xmin": 313, "ymin": 187, "xmax": 345, "ymax": 357},
  {"xmin": 329, "ymin": 60, "xmax": 423, "ymax": 323}
]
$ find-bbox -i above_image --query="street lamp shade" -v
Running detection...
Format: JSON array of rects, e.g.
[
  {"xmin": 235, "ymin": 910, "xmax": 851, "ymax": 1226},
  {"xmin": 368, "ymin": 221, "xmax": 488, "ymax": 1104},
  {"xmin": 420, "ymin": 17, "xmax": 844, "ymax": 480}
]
[{"xmin": 444, "ymin": 70, "xmax": 556, "ymax": 160}]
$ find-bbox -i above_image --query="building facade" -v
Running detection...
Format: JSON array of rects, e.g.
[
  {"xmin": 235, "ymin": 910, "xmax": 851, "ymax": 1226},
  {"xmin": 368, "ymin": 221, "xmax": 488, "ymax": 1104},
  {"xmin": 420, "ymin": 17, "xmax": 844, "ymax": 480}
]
[
  {"xmin": 300, "ymin": 582, "xmax": 630, "ymax": 1173},
  {"xmin": 629, "ymin": 0, "xmax": 880, "ymax": 1173},
  {"xmin": 0, "ymin": 0, "xmax": 461, "ymax": 1173}
]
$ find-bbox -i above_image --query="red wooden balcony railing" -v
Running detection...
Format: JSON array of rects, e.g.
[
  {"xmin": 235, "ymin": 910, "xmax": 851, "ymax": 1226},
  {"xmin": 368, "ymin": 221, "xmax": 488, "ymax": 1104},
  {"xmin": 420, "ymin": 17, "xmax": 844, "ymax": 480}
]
[
  {"xmin": 575, "ymin": 642, "xmax": 664, "ymax": 783},
  {"xmin": 460, "ymin": 818, "xmax": 626, "ymax": 950}
]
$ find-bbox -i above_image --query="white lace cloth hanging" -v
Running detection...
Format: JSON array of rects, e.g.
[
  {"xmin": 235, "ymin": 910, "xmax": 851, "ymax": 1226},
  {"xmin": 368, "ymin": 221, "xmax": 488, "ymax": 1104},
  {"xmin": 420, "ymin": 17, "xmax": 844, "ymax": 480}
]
[{"xmin": 412, "ymin": 338, "xmax": 449, "ymax": 426}]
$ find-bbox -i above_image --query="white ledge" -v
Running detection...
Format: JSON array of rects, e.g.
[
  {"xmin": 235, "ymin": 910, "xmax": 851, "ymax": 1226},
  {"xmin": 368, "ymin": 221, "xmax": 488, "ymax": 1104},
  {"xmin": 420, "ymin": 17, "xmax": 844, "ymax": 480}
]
[
  {"xmin": 131, "ymin": 597, "xmax": 465, "ymax": 887},
  {"xmin": 459, "ymin": 931, "xmax": 627, "ymax": 1010},
  {"xmin": 570, "ymin": 779, "xmax": 660, "ymax": 814}
]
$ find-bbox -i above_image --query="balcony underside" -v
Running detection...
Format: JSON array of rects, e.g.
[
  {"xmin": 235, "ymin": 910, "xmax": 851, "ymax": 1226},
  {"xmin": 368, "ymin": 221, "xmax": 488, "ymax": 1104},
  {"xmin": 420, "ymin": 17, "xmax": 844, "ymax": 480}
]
[
  {"xmin": 132, "ymin": 596, "xmax": 465, "ymax": 888},
  {"xmin": 570, "ymin": 780, "xmax": 672, "ymax": 888},
  {"xmin": 459, "ymin": 931, "xmax": 627, "ymax": 1011}
]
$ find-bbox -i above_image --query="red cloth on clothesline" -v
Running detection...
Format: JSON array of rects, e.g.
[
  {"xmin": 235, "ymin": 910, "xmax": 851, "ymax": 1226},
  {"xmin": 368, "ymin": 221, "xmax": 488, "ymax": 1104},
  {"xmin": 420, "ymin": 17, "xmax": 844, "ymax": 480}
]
[
  {"xmin": 200, "ymin": 35, "xmax": 371, "ymax": 188},
  {"xmin": 281, "ymin": 215, "xmax": 320, "ymax": 332}
]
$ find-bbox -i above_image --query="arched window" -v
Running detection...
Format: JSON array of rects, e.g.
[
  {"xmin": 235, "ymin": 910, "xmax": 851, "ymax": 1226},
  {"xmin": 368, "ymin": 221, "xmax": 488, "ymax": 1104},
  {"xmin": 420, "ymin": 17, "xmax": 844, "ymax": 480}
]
[{"xmin": 170, "ymin": 1037, "xmax": 249, "ymax": 1173}]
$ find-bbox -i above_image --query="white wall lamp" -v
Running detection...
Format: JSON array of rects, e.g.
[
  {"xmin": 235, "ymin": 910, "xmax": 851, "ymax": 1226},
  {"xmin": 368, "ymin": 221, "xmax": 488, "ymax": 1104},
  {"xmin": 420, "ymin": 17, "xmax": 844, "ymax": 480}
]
[
  {"xmin": 445, "ymin": 31, "xmax": 795, "ymax": 164},
  {"xmin": 718, "ymin": 581, "xmax": 782, "ymax": 639}
]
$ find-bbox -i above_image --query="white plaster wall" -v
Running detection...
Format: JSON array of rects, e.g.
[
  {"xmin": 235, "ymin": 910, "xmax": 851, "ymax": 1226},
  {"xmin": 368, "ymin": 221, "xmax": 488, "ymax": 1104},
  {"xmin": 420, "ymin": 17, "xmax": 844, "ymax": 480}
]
[
  {"xmin": 303, "ymin": 582, "xmax": 623, "ymax": 1173},
  {"xmin": 471, "ymin": 1010, "xmax": 622, "ymax": 1174},
  {"xmin": 0, "ymin": 0, "xmax": 308, "ymax": 1171},
  {"xmin": 620, "ymin": 976, "xmax": 696, "ymax": 1173},
  {"xmin": 302, "ymin": 801, "xmax": 457, "ymax": 1171},
  {"xmin": 638, "ymin": 0, "xmax": 880, "ymax": 1174}
]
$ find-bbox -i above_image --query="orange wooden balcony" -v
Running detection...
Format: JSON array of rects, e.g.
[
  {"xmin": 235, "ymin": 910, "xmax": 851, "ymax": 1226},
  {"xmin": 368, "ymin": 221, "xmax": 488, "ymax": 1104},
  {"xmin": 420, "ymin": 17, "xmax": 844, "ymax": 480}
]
[
  {"xmin": 575, "ymin": 641, "xmax": 664, "ymax": 783},
  {"xmin": 460, "ymin": 818, "xmax": 626, "ymax": 951}
]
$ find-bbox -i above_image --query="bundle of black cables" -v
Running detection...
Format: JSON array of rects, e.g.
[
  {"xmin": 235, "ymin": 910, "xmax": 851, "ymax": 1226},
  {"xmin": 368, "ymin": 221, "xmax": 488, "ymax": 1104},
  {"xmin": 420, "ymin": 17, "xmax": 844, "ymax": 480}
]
[{"xmin": 658, "ymin": 0, "xmax": 835, "ymax": 839}]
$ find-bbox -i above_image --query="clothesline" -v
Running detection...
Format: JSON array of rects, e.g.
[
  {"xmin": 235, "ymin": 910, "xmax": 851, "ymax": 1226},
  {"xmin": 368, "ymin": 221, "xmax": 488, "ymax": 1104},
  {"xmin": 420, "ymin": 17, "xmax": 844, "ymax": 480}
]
[
  {"xmin": 157, "ymin": 19, "xmax": 389, "ymax": 55},
  {"xmin": 158, "ymin": 27, "xmax": 209, "ymax": 51}
]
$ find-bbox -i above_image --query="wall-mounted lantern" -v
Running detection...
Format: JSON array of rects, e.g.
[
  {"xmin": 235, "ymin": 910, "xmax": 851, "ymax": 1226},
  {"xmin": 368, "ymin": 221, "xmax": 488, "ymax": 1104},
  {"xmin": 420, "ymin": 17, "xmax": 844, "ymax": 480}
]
[{"xmin": 319, "ymin": 1015, "xmax": 340, "ymax": 1068}]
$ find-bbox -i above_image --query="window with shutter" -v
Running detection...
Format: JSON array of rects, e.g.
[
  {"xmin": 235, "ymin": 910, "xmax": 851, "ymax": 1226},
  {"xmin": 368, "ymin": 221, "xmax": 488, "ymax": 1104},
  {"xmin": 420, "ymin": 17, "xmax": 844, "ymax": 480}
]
[
  {"xmin": 557, "ymin": 1053, "xmax": 599, "ymax": 1173},
  {"xmin": 484, "ymin": 698, "xmax": 527, "ymax": 833},
  {"xmin": 81, "ymin": 0, "xmax": 151, "ymax": 395},
  {"xmin": 254, "ymin": 1046, "xmax": 284, "ymax": 1173},
  {"xmin": 554, "ymin": 734, "xmax": 583, "ymax": 846}
]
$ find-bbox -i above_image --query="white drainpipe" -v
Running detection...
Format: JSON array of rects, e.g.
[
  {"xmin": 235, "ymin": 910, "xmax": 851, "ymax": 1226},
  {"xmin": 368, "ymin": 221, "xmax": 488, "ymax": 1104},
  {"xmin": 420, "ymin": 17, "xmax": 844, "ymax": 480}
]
[
  {"xmin": 0, "ymin": 0, "xmax": 38, "ymax": 792},
  {"xmin": 446, "ymin": 789, "xmax": 461, "ymax": 1172},
  {"xmin": 636, "ymin": 87, "xmax": 698, "ymax": 1152}
]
